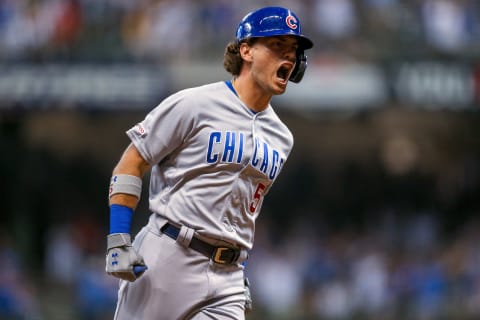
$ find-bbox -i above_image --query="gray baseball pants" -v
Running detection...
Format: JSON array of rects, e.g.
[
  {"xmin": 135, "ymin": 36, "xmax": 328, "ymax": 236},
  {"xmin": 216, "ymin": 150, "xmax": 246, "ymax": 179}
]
[{"xmin": 113, "ymin": 214, "xmax": 247, "ymax": 320}]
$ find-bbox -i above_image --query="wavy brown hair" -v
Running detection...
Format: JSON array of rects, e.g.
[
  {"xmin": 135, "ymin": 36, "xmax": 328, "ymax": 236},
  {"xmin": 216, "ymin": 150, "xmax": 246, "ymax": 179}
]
[{"xmin": 223, "ymin": 39, "xmax": 257, "ymax": 76}]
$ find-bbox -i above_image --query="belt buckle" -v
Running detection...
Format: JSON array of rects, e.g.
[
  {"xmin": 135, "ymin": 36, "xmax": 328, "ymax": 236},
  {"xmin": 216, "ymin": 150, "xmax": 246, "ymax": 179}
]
[{"xmin": 212, "ymin": 247, "xmax": 238, "ymax": 264}]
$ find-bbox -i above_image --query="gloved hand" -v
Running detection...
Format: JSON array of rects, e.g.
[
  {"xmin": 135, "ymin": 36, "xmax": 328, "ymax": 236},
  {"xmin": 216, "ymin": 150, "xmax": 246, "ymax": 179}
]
[{"xmin": 106, "ymin": 233, "xmax": 147, "ymax": 282}]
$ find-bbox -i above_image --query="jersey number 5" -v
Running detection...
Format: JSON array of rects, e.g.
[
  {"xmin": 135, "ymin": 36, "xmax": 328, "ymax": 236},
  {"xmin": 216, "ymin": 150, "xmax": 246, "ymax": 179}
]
[{"xmin": 249, "ymin": 183, "xmax": 266, "ymax": 214}]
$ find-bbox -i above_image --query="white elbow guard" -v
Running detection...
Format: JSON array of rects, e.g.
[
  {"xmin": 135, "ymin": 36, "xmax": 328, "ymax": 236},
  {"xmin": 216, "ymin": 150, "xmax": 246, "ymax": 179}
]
[{"xmin": 109, "ymin": 174, "xmax": 142, "ymax": 199}]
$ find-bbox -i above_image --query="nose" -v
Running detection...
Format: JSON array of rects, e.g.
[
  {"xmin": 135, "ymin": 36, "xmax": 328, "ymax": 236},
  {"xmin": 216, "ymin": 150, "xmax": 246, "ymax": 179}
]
[{"xmin": 284, "ymin": 49, "xmax": 296, "ymax": 62}]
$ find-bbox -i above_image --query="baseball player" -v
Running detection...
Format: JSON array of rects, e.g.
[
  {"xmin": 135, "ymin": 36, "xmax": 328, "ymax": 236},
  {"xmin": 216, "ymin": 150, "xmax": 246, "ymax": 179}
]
[{"xmin": 106, "ymin": 6, "xmax": 313, "ymax": 319}]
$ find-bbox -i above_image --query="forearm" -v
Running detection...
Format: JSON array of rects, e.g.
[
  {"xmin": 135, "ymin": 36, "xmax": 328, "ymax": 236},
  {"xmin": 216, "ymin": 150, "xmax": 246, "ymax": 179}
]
[
  {"xmin": 109, "ymin": 193, "xmax": 139, "ymax": 209},
  {"xmin": 109, "ymin": 143, "xmax": 151, "ymax": 208},
  {"xmin": 106, "ymin": 143, "xmax": 151, "ymax": 281}
]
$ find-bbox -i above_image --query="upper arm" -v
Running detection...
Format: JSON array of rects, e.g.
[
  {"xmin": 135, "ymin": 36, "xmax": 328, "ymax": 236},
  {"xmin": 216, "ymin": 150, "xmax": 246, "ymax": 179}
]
[
  {"xmin": 126, "ymin": 91, "xmax": 196, "ymax": 165},
  {"xmin": 113, "ymin": 143, "xmax": 151, "ymax": 178}
]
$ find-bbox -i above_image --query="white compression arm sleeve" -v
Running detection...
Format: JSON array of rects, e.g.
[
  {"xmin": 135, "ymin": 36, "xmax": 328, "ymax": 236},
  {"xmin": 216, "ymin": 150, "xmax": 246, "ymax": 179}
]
[{"xmin": 109, "ymin": 174, "xmax": 142, "ymax": 199}]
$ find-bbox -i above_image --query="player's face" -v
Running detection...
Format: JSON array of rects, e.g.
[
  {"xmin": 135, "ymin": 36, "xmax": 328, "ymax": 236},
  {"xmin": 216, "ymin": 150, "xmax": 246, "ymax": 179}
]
[{"xmin": 250, "ymin": 36, "xmax": 299, "ymax": 95}]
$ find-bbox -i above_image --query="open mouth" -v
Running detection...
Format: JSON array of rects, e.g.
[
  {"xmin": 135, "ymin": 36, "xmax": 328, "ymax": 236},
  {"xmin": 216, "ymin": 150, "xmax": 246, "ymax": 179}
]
[{"xmin": 276, "ymin": 65, "xmax": 291, "ymax": 82}]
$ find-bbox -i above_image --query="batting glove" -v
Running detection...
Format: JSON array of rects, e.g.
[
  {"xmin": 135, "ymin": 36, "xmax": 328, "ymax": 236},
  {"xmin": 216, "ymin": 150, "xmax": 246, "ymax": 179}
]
[{"xmin": 106, "ymin": 233, "xmax": 147, "ymax": 282}]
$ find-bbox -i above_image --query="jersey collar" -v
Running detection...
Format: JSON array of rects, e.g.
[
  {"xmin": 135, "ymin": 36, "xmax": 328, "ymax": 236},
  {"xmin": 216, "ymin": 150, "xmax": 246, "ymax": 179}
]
[{"xmin": 225, "ymin": 80, "xmax": 258, "ymax": 115}]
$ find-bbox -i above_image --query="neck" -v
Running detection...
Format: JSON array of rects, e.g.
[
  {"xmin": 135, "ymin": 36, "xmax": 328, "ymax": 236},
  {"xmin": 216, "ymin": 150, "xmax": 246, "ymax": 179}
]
[{"xmin": 232, "ymin": 76, "xmax": 272, "ymax": 113}]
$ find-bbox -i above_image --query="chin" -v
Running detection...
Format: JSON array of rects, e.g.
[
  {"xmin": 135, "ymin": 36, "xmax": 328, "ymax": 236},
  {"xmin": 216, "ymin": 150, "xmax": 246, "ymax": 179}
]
[
  {"xmin": 273, "ymin": 83, "xmax": 287, "ymax": 95},
  {"xmin": 269, "ymin": 79, "xmax": 287, "ymax": 93}
]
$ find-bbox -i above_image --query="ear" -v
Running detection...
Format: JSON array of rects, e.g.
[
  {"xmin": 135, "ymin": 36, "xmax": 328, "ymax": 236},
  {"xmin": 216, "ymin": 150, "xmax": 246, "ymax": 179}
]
[{"xmin": 239, "ymin": 42, "xmax": 254, "ymax": 63}]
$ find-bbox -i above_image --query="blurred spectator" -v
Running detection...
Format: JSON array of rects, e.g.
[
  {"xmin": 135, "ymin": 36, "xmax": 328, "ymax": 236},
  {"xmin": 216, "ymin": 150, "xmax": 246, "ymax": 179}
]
[
  {"xmin": 45, "ymin": 214, "xmax": 103, "ymax": 284},
  {"xmin": 312, "ymin": 0, "xmax": 358, "ymax": 41},
  {"xmin": 45, "ymin": 223, "xmax": 83, "ymax": 284},
  {"xmin": 421, "ymin": 0, "xmax": 471, "ymax": 53},
  {"xmin": 313, "ymin": 279, "xmax": 352, "ymax": 319},
  {"xmin": 350, "ymin": 250, "xmax": 389, "ymax": 315},
  {"xmin": 51, "ymin": 0, "xmax": 83, "ymax": 49},
  {"xmin": 121, "ymin": 0, "xmax": 198, "ymax": 61},
  {"xmin": 247, "ymin": 218, "xmax": 303, "ymax": 317},
  {"xmin": 74, "ymin": 256, "xmax": 118, "ymax": 320},
  {"xmin": 404, "ymin": 213, "xmax": 439, "ymax": 255},
  {"xmin": 0, "ymin": 230, "xmax": 41, "ymax": 319},
  {"xmin": 200, "ymin": 0, "xmax": 237, "ymax": 45},
  {"xmin": 249, "ymin": 250, "xmax": 302, "ymax": 317},
  {"xmin": 405, "ymin": 253, "xmax": 447, "ymax": 319},
  {"xmin": 1, "ymin": 0, "xmax": 54, "ymax": 60},
  {"xmin": 361, "ymin": 0, "xmax": 400, "ymax": 34}
]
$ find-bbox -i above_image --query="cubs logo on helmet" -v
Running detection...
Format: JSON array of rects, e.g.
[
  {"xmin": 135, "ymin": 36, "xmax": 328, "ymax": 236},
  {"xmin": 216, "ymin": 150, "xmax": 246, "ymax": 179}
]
[{"xmin": 285, "ymin": 15, "xmax": 298, "ymax": 30}]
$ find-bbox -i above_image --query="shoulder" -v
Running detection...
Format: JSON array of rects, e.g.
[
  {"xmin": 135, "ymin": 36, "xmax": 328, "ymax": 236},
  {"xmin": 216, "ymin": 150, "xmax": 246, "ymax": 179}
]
[
  {"xmin": 262, "ymin": 106, "xmax": 294, "ymax": 145},
  {"xmin": 170, "ymin": 82, "xmax": 229, "ymax": 101},
  {"xmin": 161, "ymin": 81, "xmax": 235, "ymax": 116},
  {"xmin": 152, "ymin": 82, "xmax": 223, "ymax": 112},
  {"xmin": 263, "ymin": 106, "xmax": 291, "ymax": 131},
  {"xmin": 147, "ymin": 82, "xmax": 230, "ymax": 123}
]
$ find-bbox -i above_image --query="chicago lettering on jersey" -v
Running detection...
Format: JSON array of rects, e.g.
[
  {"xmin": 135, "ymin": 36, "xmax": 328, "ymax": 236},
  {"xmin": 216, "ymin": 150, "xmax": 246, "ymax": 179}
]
[{"xmin": 206, "ymin": 131, "xmax": 284, "ymax": 180}]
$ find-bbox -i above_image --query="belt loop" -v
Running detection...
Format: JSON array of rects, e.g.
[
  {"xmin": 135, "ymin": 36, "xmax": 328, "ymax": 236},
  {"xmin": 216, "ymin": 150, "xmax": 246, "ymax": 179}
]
[{"xmin": 176, "ymin": 225, "xmax": 195, "ymax": 248}]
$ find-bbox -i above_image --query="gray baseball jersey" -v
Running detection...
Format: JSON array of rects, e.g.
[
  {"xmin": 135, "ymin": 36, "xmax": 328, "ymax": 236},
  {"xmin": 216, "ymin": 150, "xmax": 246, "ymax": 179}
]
[{"xmin": 127, "ymin": 81, "xmax": 293, "ymax": 250}]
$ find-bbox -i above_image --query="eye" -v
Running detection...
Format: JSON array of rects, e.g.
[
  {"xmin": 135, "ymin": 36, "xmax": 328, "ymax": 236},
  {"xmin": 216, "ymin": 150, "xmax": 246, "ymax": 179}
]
[
  {"xmin": 266, "ymin": 38, "xmax": 298, "ymax": 53},
  {"xmin": 272, "ymin": 40, "xmax": 282, "ymax": 49}
]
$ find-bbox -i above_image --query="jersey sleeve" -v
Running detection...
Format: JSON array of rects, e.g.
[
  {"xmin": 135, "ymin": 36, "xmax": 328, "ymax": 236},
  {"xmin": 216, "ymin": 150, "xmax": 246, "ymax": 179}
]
[{"xmin": 126, "ymin": 90, "xmax": 196, "ymax": 165}]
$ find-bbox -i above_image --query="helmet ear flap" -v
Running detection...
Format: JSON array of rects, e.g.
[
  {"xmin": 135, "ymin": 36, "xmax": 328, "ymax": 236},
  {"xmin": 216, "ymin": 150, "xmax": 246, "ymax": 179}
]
[{"xmin": 289, "ymin": 51, "xmax": 307, "ymax": 83}]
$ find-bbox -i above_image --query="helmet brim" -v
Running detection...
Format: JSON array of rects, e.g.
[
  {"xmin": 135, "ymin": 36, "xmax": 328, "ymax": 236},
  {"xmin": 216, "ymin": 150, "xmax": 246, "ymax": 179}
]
[
  {"xmin": 297, "ymin": 36, "xmax": 314, "ymax": 51},
  {"xmin": 242, "ymin": 32, "xmax": 314, "ymax": 51}
]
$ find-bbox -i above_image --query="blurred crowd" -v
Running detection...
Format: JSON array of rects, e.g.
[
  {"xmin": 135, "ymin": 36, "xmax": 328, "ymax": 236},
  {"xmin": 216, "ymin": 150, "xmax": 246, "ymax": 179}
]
[
  {"xmin": 0, "ymin": 219, "xmax": 118, "ymax": 320},
  {"xmin": 247, "ymin": 213, "xmax": 480, "ymax": 319},
  {"xmin": 0, "ymin": 0, "xmax": 480, "ymax": 64}
]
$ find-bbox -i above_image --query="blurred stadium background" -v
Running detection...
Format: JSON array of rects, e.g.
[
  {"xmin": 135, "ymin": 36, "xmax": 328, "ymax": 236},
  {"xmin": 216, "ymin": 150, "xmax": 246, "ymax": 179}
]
[{"xmin": 1, "ymin": 0, "xmax": 480, "ymax": 319}]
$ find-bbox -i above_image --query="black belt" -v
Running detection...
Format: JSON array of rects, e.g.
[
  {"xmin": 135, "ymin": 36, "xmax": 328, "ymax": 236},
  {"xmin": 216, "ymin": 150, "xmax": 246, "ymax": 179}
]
[{"xmin": 161, "ymin": 223, "xmax": 241, "ymax": 265}]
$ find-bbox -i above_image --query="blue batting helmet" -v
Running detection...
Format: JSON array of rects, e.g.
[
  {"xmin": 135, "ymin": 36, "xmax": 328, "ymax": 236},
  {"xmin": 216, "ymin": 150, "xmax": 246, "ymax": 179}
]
[
  {"xmin": 236, "ymin": 6, "xmax": 313, "ymax": 51},
  {"xmin": 236, "ymin": 7, "xmax": 313, "ymax": 83}
]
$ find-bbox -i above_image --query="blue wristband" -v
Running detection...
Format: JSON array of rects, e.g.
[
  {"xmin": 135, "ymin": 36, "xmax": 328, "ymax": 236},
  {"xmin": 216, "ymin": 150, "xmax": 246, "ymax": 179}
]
[{"xmin": 109, "ymin": 204, "xmax": 134, "ymax": 234}]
